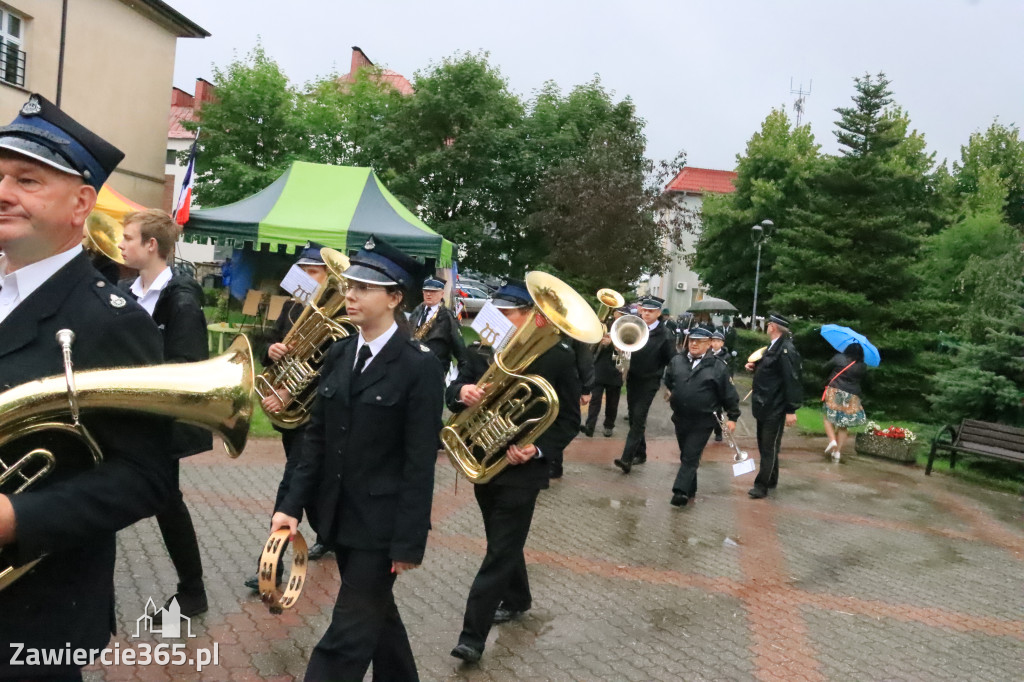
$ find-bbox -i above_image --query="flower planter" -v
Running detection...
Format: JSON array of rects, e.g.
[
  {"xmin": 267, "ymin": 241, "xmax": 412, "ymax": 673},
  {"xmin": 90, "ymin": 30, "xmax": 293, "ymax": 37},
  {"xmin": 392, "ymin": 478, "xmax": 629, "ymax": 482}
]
[{"xmin": 855, "ymin": 433, "xmax": 915, "ymax": 463}]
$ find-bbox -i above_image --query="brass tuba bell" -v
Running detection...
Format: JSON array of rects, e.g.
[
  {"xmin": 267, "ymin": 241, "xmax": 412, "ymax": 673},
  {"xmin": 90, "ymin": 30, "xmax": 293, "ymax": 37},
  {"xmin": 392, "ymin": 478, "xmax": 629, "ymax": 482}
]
[
  {"xmin": 82, "ymin": 211, "xmax": 125, "ymax": 264},
  {"xmin": 441, "ymin": 272, "xmax": 604, "ymax": 484},
  {"xmin": 0, "ymin": 333, "xmax": 255, "ymax": 591},
  {"xmin": 609, "ymin": 313, "xmax": 649, "ymax": 379}
]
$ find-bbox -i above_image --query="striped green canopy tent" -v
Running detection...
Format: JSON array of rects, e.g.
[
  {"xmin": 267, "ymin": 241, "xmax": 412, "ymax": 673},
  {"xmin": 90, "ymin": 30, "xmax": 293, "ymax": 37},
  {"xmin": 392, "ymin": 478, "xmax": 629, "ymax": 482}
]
[{"xmin": 183, "ymin": 162, "xmax": 453, "ymax": 267}]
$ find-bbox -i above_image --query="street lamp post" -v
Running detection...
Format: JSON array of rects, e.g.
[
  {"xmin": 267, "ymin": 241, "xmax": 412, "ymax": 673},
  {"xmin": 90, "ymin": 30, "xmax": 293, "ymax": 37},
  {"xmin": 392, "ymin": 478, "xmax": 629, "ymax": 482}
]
[{"xmin": 750, "ymin": 219, "xmax": 774, "ymax": 330}]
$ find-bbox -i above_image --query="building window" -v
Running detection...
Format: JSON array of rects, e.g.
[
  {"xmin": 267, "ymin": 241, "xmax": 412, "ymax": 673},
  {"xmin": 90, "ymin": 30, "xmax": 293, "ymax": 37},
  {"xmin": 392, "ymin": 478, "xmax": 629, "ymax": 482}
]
[
  {"xmin": 166, "ymin": 149, "xmax": 178, "ymax": 165},
  {"xmin": 0, "ymin": 8, "xmax": 26, "ymax": 87}
]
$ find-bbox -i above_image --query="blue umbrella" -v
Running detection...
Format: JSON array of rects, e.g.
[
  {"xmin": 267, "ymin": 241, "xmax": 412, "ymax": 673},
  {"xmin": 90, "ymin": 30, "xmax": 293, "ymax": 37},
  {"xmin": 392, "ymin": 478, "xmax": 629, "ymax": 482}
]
[{"xmin": 820, "ymin": 324, "xmax": 881, "ymax": 367}]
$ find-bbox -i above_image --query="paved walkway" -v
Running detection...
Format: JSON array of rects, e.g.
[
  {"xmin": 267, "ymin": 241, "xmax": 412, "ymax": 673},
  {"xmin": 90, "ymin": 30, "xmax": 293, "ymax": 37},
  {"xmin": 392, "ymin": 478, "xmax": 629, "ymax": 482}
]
[{"xmin": 83, "ymin": 397, "xmax": 1024, "ymax": 681}]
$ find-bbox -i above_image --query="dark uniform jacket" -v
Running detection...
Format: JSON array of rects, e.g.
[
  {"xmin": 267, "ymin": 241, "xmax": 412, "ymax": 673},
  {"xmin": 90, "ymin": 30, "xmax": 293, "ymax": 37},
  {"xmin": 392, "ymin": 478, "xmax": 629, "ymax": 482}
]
[
  {"xmin": 408, "ymin": 301, "xmax": 467, "ymax": 370},
  {"xmin": 593, "ymin": 342, "xmax": 623, "ymax": 387},
  {"xmin": 0, "ymin": 253, "xmax": 175, "ymax": 677},
  {"xmin": 664, "ymin": 352, "xmax": 741, "ymax": 422},
  {"xmin": 825, "ymin": 353, "xmax": 866, "ymax": 397},
  {"xmin": 571, "ymin": 338, "xmax": 595, "ymax": 395},
  {"xmin": 712, "ymin": 347, "xmax": 734, "ymax": 376},
  {"xmin": 626, "ymin": 321, "xmax": 676, "ymax": 382},
  {"xmin": 446, "ymin": 340, "xmax": 581, "ymax": 490},
  {"xmin": 720, "ymin": 325, "xmax": 738, "ymax": 352},
  {"xmin": 750, "ymin": 336, "xmax": 803, "ymax": 420},
  {"xmin": 119, "ymin": 272, "xmax": 212, "ymax": 457},
  {"xmin": 279, "ymin": 331, "xmax": 444, "ymax": 564}
]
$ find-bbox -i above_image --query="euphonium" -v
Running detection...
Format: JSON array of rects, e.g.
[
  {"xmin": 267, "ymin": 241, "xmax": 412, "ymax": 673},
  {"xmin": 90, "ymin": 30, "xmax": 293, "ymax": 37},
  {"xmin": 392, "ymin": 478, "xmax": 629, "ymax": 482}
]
[
  {"xmin": 594, "ymin": 288, "xmax": 625, "ymax": 326},
  {"xmin": 255, "ymin": 248, "xmax": 356, "ymax": 429},
  {"xmin": 610, "ymin": 313, "xmax": 649, "ymax": 379},
  {"xmin": 82, "ymin": 211, "xmax": 125, "ymax": 264},
  {"xmin": 441, "ymin": 272, "xmax": 604, "ymax": 484},
  {"xmin": 0, "ymin": 332, "xmax": 256, "ymax": 591}
]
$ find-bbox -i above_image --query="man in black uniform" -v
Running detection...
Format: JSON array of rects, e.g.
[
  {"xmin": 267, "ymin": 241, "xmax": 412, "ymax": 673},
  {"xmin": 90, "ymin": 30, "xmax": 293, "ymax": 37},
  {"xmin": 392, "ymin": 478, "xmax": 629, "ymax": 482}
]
[
  {"xmin": 719, "ymin": 316, "xmax": 738, "ymax": 352},
  {"xmin": 0, "ymin": 94, "xmax": 175, "ymax": 681},
  {"xmin": 119, "ymin": 208, "xmax": 212, "ymax": 618},
  {"xmin": 448, "ymin": 280, "xmax": 582, "ymax": 664},
  {"xmin": 710, "ymin": 329, "xmax": 734, "ymax": 442},
  {"xmin": 614, "ymin": 296, "xmax": 675, "ymax": 474},
  {"xmin": 745, "ymin": 313, "xmax": 802, "ymax": 499},
  {"xmin": 663, "ymin": 327, "xmax": 741, "ymax": 507},
  {"xmin": 408, "ymin": 275, "xmax": 467, "ymax": 371},
  {"xmin": 584, "ymin": 306, "xmax": 626, "ymax": 438}
]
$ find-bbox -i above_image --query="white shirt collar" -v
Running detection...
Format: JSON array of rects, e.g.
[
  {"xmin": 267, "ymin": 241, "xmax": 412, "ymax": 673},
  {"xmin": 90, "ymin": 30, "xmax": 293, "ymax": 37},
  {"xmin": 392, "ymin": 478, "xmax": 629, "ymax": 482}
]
[
  {"xmin": 355, "ymin": 321, "xmax": 399, "ymax": 370},
  {"xmin": 130, "ymin": 266, "xmax": 173, "ymax": 317},
  {"xmin": 0, "ymin": 245, "xmax": 83, "ymax": 325},
  {"xmin": 647, "ymin": 319, "xmax": 660, "ymax": 331}
]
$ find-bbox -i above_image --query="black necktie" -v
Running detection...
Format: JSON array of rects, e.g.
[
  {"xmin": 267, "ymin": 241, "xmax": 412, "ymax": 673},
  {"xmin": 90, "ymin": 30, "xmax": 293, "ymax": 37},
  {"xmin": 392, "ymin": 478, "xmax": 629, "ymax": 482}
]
[
  {"xmin": 420, "ymin": 307, "xmax": 429, "ymax": 327},
  {"xmin": 353, "ymin": 344, "xmax": 373, "ymax": 376}
]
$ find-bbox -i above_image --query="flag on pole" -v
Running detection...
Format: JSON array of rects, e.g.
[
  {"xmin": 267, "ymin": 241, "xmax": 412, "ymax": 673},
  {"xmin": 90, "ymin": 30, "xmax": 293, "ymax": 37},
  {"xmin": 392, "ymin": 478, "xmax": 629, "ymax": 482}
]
[
  {"xmin": 451, "ymin": 260, "xmax": 465, "ymax": 319},
  {"xmin": 174, "ymin": 128, "xmax": 200, "ymax": 226}
]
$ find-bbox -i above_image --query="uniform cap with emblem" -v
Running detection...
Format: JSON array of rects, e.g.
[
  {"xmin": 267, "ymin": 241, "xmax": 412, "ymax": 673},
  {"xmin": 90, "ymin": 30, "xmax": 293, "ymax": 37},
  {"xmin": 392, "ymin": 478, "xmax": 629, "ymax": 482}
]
[
  {"xmin": 687, "ymin": 326, "xmax": 713, "ymax": 340},
  {"xmin": 711, "ymin": 329, "xmax": 725, "ymax": 341},
  {"xmin": 767, "ymin": 312, "xmax": 791, "ymax": 329},
  {"xmin": 295, "ymin": 241, "xmax": 327, "ymax": 267},
  {"xmin": 640, "ymin": 295, "xmax": 665, "ymax": 310},
  {"xmin": 490, "ymin": 279, "xmax": 533, "ymax": 309},
  {"xmin": 421, "ymin": 276, "xmax": 446, "ymax": 291},
  {"xmin": 342, "ymin": 234, "xmax": 424, "ymax": 289},
  {"xmin": 0, "ymin": 94, "xmax": 124, "ymax": 191}
]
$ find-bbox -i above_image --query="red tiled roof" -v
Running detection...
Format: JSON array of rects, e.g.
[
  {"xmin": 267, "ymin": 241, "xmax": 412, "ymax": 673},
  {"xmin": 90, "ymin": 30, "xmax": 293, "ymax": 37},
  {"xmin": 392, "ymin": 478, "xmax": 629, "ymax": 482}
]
[
  {"xmin": 169, "ymin": 105, "xmax": 196, "ymax": 139},
  {"xmin": 337, "ymin": 68, "xmax": 413, "ymax": 96},
  {"xmin": 666, "ymin": 167, "xmax": 738, "ymax": 195}
]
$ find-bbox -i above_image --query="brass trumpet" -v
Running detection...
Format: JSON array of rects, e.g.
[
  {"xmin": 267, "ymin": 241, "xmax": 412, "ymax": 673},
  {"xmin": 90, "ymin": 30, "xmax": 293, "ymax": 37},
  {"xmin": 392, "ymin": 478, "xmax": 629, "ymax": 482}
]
[
  {"xmin": 715, "ymin": 412, "xmax": 748, "ymax": 462},
  {"xmin": 0, "ymin": 332, "xmax": 255, "ymax": 591}
]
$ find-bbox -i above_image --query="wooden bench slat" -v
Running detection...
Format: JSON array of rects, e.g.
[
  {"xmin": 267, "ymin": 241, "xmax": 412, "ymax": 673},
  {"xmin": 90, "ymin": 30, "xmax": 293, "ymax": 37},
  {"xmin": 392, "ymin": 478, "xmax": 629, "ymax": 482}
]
[
  {"xmin": 961, "ymin": 419, "xmax": 1024, "ymax": 437},
  {"xmin": 959, "ymin": 432, "xmax": 1024, "ymax": 452},
  {"xmin": 955, "ymin": 442, "xmax": 1024, "ymax": 462},
  {"xmin": 927, "ymin": 418, "xmax": 1024, "ymax": 475}
]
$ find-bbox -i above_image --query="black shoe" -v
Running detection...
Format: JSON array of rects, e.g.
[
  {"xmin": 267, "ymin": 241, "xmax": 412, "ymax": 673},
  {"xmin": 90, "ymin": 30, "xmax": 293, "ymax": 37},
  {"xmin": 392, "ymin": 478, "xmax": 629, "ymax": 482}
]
[
  {"xmin": 307, "ymin": 542, "xmax": 329, "ymax": 561},
  {"xmin": 244, "ymin": 573, "xmax": 282, "ymax": 593},
  {"xmin": 748, "ymin": 487, "xmax": 768, "ymax": 499},
  {"xmin": 493, "ymin": 606, "xmax": 527, "ymax": 623},
  {"xmin": 450, "ymin": 643, "xmax": 482, "ymax": 663},
  {"xmin": 670, "ymin": 492, "xmax": 689, "ymax": 507},
  {"xmin": 603, "ymin": 428, "xmax": 614, "ymax": 437},
  {"xmin": 613, "ymin": 458, "xmax": 632, "ymax": 474},
  {"xmin": 633, "ymin": 457, "xmax": 646, "ymax": 465},
  {"xmin": 580, "ymin": 424, "xmax": 595, "ymax": 437},
  {"xmin": 549, "ymin": 463, "xmax": 563, "ymax": 479},
  {"xmin": 714, "ymin": 435, "xmax": 723, "ymax": 442},
  {"xmin": 154, "ymin": 591, "xmax": 207, "ymax": 624}
]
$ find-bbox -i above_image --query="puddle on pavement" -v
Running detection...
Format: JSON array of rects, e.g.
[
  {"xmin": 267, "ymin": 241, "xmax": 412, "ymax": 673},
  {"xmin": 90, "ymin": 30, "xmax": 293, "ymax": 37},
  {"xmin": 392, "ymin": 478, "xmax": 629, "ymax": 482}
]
[{"xmin": 587, "ymin": 496, "xmax": 653, "ymax": 510}]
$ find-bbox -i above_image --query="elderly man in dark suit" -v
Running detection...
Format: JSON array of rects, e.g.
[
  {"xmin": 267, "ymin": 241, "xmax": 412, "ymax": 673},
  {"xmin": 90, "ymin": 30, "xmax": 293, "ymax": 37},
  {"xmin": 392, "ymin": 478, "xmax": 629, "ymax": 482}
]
[
  {"xmin": 408, "ymin": 275, "xmax": 467, "ymax": 371},
  {"xmin": 0, "ymin": 94, "xmax": 175, "ymax": 681},
  {"xmin": 447, "ymin": 279, "xmax": 583, "ymax": 664}
]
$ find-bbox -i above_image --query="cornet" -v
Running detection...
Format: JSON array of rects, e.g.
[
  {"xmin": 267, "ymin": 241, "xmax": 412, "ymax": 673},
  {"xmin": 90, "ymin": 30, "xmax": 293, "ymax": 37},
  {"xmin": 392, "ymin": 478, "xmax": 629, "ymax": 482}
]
[{"xmin": 715, "ymin": 412, "xmax": 748, "ymax": 462}]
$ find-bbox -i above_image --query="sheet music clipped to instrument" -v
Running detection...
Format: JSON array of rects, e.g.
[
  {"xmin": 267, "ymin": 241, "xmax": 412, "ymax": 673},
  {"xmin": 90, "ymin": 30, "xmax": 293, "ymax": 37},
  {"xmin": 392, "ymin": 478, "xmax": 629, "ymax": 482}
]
[
  {"xmin": 280, "ymin": 265, "xmax": 320, "ymax": 303},
  {"xmin": 470, "ymin": 302, "xmax": 516, "ymax": 350}
]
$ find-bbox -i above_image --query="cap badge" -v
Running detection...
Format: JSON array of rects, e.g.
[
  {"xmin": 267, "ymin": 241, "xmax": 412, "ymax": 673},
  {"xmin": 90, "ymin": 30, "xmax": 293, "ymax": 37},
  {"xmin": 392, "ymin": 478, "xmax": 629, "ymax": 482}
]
[
  {"xmin": 365, "ymin": 236, "xmax": 376, "ymax": 251},
  {"xmin": 20, "ymin": 96, "xmax": 42, "ymax": 116},
  {"xmin": 109, "ymin": 293, "xmax": 126, "ymax": 308}
]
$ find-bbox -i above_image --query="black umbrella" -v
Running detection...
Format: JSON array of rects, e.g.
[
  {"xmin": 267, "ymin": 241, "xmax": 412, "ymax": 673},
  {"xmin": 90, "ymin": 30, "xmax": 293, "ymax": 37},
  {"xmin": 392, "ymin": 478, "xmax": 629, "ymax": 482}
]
[{"xmin": 686, "ymin": 297, "xmax": 738, "ymax": 313}]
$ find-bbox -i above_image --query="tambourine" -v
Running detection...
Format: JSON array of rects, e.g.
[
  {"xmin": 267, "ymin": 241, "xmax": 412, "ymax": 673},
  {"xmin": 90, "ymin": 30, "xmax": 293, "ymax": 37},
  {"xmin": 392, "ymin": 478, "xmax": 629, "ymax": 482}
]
[{"xmin": 258, "ymin": 529, "xmax": 308, "ymax": 614}]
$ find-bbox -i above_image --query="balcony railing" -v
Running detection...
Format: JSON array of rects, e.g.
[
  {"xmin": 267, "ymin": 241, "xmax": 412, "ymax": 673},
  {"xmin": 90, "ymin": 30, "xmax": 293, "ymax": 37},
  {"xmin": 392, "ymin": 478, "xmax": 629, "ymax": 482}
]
[{"xmin": 0, "ymin": 39, "xmax": 25, "ymax": 87}]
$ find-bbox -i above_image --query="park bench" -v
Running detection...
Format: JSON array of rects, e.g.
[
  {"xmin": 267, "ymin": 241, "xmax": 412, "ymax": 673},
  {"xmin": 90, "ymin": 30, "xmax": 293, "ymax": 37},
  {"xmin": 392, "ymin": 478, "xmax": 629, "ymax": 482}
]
[{"xmin": 925, "ymin": 419, "xmax": 1024, "ymax": 475}]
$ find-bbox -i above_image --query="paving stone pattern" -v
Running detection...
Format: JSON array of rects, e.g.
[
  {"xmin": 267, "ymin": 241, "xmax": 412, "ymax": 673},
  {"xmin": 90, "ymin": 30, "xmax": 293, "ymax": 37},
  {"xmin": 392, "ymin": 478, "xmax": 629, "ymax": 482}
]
[{"xmin": 82, "ymin": 396, "xmax": 1024, "ymax": 681}]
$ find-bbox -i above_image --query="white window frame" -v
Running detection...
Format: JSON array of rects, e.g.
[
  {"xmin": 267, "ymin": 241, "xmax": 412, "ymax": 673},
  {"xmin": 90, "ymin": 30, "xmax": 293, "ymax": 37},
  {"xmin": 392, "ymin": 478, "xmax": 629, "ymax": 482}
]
[{"xmin": 0, "ymin": 6, "xmax": 25, "ymax": 87}]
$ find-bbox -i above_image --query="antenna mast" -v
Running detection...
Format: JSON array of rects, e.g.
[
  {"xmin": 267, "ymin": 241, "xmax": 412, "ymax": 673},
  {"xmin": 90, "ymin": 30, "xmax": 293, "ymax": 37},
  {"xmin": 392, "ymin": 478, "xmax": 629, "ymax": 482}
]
[{"xmin": 790, "ymin": 78, "xmax": 812, "ymax": 126}]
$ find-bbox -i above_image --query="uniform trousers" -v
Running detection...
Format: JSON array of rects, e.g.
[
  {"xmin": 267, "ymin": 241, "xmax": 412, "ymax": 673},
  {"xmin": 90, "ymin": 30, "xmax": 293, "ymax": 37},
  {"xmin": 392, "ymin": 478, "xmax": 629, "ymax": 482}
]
[
  {"xmin": 458, "ymin": 484, "xmax": 540, "ymax": 651},
  {"xmin": 671, "ymin": 414, "xmax": 717, "ymax": 498},
  {"xmin": 621, "ymin": 377, "xmax": 660, "ymax": 463},
  {"xmin": 303, "ymin": 548, "xmax": 417, "ymax": 682},
  {"xmin": 754, "ymin": 413, "xmax": 786, "ymax": 492},
  {"xmin": 155, "ymin": 462, "xmax": 204, "ymax": 595},
  {"xmin": 585, "ymin": 383, "xmax": 621, "ymax": 432}
]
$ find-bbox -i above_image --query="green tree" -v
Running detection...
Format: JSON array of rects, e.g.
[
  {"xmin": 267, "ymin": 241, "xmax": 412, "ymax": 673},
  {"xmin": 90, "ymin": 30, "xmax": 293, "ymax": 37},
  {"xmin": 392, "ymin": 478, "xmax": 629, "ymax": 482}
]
[
  {"xmin": 187, "ymin": 45, "xmax": 305, "ymax": 207},
  {"xmin": 692, "ymin": 108, "xmax": 820, "ymax": 314},
  {"xmin": 952, "ymin": 120, "xmax": 1024, "ymax": 228}
]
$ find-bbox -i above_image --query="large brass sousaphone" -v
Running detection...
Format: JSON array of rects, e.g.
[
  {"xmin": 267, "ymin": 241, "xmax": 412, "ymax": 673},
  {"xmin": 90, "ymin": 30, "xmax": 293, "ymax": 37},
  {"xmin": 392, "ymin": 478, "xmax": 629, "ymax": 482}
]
[
  {"xmin": 0, "ymin": 331, "xmax": 255, "ymax": 591},
  {"xmin": 441, "ymin": 272, "xmax": 604, "ymax": 484}
]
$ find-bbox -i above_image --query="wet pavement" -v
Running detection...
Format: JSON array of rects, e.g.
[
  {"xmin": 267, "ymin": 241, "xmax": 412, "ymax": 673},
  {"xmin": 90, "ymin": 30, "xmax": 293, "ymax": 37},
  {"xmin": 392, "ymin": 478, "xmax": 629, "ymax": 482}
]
[{"xmin": 83, "ymin": 394, "xmax": 1024, "ymax": 681}]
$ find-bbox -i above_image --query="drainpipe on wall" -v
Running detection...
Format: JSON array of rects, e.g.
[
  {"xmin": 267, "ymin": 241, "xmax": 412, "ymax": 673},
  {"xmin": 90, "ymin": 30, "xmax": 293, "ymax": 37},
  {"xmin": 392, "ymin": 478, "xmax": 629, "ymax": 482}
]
[{"xmin": 56, "ymin": 0, "xmax": 68, "ymax": 106}]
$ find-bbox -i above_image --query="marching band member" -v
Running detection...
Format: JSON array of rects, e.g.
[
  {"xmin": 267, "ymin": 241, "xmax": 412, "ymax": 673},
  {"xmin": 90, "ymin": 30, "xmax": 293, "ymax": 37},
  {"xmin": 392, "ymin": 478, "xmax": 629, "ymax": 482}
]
[
  {"xmin": 583, "ymin": 305, "xmax": 628, "ymax": 439},
  {"xmin": 271, "ymin": 235, "xmax": 443, "ymax": 682},
  {"xmin": 663, "ymin": 327, "xmax": 741, "ymax": 507},
  {"xmin": 614, "ymin": 296, "xmax": 675, "ymax": 473},
  {"xmin": 745, "ymin": 313, "xmax": 802, "ymax": 499},
  {"xmin": 0, "ymin": 94, "xmax": 175, "ymax": 681},
  {"xmin": 709, "ymin": 329, "xmax": 734, "ymax": 442},
  {"xmin": 118, "ymin": 208, "xmax": 212, "ymax": 619},
  {"xmin": 408, "ymin": 275, "xmax": 466, "ymax": 371},
  {"xmin": 448, "ymin": 280, "xmax": 582, "ymax": 664},
  {"xmin": 244, "ymin": 244, "xmax": 333, "ymax": 593}
]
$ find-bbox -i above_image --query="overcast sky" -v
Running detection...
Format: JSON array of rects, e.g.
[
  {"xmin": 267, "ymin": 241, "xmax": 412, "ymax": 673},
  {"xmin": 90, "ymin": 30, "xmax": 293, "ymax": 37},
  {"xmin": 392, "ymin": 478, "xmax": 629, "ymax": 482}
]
[{"xmin": 166, "ymin": 0, "xmax": 1023, "ymax": 172}]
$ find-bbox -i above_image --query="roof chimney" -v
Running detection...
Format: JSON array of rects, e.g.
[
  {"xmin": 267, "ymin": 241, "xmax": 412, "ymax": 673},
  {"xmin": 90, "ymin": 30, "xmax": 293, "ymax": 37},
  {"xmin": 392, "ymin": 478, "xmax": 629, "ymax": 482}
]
[
  {"xmin": 351, "ymin": 46, "xmax": 373, "ymax": 74},
  {"xmin": 193, "ymin": 78, "xmax": 216, "ymax": 113}
]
